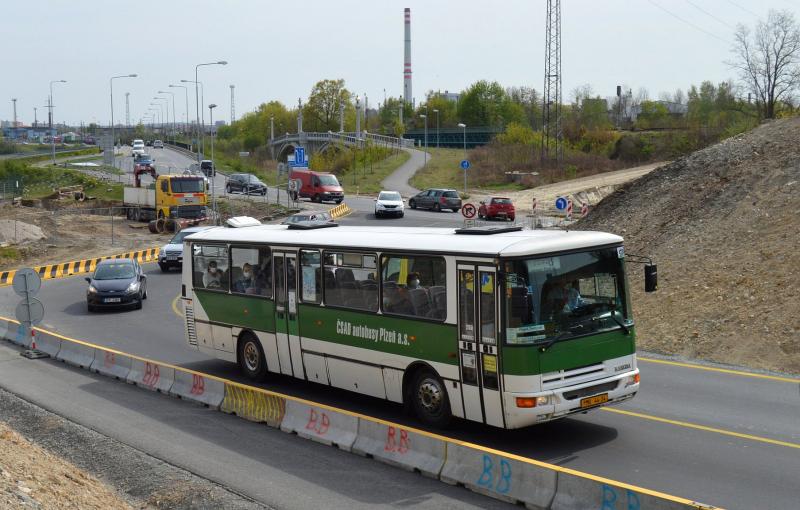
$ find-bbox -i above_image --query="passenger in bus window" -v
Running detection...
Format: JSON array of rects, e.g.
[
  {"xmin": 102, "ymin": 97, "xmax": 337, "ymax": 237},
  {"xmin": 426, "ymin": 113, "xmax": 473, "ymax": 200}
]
[
  {"xmin": 255, "ymin": 257, "xmax": 271, "ymax": 294},
  {"xmin": 203, "ymin": 261, "xmax": 223, "ymax": 289},
  {"xmin": 234, "ymin": 263, "xmax": 257, "ymax": 294},
  {"xmin": 407, "ymin": 272, "xmax": 421, "ymax": 289}
]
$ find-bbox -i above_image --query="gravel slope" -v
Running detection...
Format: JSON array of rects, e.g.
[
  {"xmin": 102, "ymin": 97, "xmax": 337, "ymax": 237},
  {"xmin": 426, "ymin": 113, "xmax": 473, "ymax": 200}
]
[{"xmin": 578, "ymin": 117, "xmax": 800, "ymax": 374}]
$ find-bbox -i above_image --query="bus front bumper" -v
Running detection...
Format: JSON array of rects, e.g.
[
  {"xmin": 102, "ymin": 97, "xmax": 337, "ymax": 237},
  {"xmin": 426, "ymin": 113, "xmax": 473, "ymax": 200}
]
[{"xmin": 503, "ymin": 369, "xmax": 640, "ymax": 429}]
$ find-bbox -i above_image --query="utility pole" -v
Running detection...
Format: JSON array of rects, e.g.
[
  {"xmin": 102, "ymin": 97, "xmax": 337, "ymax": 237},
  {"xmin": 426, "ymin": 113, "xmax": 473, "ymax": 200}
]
[
  {"xmin": 540, "ymin": 0, "xmax": 563, "ymax": 165},
  {"xmin": 12, "ymin": 98, "xmax": 17, "ymax": 128}
]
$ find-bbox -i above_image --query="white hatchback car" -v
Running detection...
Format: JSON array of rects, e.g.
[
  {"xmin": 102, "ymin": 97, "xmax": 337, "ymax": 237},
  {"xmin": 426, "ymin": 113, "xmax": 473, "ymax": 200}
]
[
  {"xmin": 374, "ymin": 190, "xmax": 405, "ymax": 218},
  {"xmin": 159, "ymin": 226, "xmax": 215, "ymax": 272}
]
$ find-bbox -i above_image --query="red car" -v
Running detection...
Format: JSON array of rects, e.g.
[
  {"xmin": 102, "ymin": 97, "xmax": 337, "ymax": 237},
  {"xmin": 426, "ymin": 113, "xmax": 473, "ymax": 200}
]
[{"xmin": 478, "ymin": 197, "xmax": 515, "ymax": 221}]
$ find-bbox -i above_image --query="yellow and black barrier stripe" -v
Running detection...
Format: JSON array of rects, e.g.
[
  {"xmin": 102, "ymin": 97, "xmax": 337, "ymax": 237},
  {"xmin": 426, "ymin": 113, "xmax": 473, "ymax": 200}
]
[
  {"xmin": 221, "ymin": 383, "xmax": 286, "ymax": 426},
  {"xmin": 0, "ymin": 247, "xmax": 160, "ymax": 287},
  {"xmin": 329, "ymin": 202, "xmax": 353, "ymax": 219}
]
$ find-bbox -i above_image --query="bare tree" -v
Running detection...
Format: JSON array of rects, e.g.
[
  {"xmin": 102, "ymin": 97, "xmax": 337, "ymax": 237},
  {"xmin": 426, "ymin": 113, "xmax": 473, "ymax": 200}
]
[{"xmin": 729, "ymin": 10, "xmax": 800, "ymax": 119}]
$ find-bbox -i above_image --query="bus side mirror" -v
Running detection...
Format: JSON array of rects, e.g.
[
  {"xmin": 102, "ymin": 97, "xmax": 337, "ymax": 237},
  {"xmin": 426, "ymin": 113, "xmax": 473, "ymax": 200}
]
[{"xmin": 645, "ymin": 264, "xmax": 657, "ymax": 292}]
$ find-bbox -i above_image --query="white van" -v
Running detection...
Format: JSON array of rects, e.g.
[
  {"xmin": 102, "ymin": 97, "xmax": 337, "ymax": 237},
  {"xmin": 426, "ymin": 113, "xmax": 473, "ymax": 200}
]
[{"xmin": 132, "ymin": 139, "xmax": 146, "ymax": 158}]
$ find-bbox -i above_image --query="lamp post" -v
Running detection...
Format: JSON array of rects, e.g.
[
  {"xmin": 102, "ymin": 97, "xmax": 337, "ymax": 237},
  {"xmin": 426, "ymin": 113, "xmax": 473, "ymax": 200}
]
[
  {"xmin": 181, "ymin": 80, "xmax": 202, "ymax": 148},
  {"xmin": 420, "ymin": 114, "xmax": 428, "ymax": 168},
  {"xmin": 49, "ymin": 79, "xmax": 66, "ymax": 165},
  {"xmin": 169, "ymin": 84, "xmax": 189, "ymax": 134},
  {"xmin": 110, "ymin": 74, "xmax": 137, "ymax": 153},
  {"xmin": 208, "ymin": 103, "xmax": 218, "ymax": 224},
  {"xmin": 458, "ymin": 123, "xmax": 467, "ymax": 194},
  {"xmin": 433, "ymin": 109, "xmax": 440, "ymax": 148},
  {"xmin": 194, "ymin": 61, "xmax": 227, "ymax": 162},
  {"xmin": 150, "ymin": 103, "xmax": 163, "ymax": 134},
  {"xmin": 355, "ymin": 95, "xmax": 361, "ymax": 136},
  {"xmin": 158, "ymin": 90, "xmax": 176, "ymax": 142},
  {"xmin": 153, "ymin": 97, "xmax": 168, "ymax": 140}
]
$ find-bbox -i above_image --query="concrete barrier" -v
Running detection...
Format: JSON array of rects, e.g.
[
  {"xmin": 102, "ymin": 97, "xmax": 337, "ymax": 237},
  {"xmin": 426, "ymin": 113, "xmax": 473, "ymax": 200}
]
[
  {"xmin": 30, "ymin": 330, "xmax": 62, "ymax": 357},
  {"xmin": 440, "ymin": 443, "xmax": 557, "ymax": 509},
  {"xmin": 127, "ymin": 358, "xmax": 175, "ymax": 394},
  {"xmin": 551, "ymin": 470, "xmax": 710, "ymax": 510},
  {"xmin": 90, "ymin": 349, "xmax": 132, "ymax": 381},
  {"xmin": 280, "ymin": 400, "xmax": 358, "ymax": 451},
  {"xmin": 221, "ymin": 383, "xmax": 286, "ymax": 427},
  {"xmin": 4, "ymin": 321, "xmax": 26, "ymax": 347},
  {"xmin": 353, "ymin": 419, "xmax": 446, "ymax": 478},
  {"xmin": 55, "ymin": 339, "xmax": 96, "ymax": 368},
  {"xmin": 169, "ymin": 369, "xmax": 224, "ymax": 409}
]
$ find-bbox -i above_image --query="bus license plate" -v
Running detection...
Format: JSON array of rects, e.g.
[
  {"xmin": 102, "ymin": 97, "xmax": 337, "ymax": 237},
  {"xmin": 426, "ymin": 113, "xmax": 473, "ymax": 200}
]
[
  {"xmin": 104, "ymin": 298, "xmax": 121, "ymax": 303},
  {"xmin": 580, "ymin": 393, "xmax": 609, "ymax": 408}
]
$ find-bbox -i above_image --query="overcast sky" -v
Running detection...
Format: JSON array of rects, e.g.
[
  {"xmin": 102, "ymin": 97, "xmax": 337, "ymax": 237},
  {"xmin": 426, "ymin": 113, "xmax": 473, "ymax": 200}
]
[{"xmin": 2, "ymin": 0, "xmax": 796, "ymax": 126}]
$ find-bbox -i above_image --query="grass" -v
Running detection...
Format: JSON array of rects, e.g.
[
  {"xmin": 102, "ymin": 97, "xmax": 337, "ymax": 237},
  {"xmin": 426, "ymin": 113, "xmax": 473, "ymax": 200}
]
[
  {"xmin": 0, "ymin": 246, "xmax": 23, "ymax": 266},
  {"xmin": 410, "ymin": 148, "xmax": 527, "ymax": 194},
  {"xmin": 20, "ymin": 147, "xmax": 101, "ymax": 165},
  {"xmin": 335, "ymin": 150, "xmax": 411, "ymax": 195}
]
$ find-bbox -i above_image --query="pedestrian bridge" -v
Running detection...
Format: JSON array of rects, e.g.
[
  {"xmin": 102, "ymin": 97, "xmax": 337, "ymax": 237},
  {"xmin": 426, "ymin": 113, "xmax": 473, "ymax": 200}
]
[{"xmin": 270, "ymin": 132, "xmax": 414, "ymax": 162}]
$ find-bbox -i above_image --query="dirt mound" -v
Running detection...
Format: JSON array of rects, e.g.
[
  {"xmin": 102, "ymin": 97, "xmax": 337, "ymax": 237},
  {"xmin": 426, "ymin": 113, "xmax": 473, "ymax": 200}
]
[
  {"xmin": 578, "ymin": 117, "xmax": 800, "ymax": 374},
  {"xmin": 0, "ymin": 219, "xmax": 46, "ymax": 245}
]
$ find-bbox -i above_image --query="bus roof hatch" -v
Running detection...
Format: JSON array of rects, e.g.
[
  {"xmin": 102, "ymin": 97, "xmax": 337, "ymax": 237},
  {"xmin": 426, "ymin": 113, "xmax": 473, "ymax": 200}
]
[{"xmin": 454, "ymin": 225, "xmax": 523, "ymax": 235}]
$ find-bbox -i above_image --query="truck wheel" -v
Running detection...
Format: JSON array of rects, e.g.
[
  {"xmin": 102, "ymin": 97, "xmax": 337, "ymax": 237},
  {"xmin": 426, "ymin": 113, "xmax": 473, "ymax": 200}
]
[
  {"xmin": 126, "ymin": 208, "xmax": 134, "ymax": 220},
  {"xmin": 148, "ymin": 220, "xmax": 160, "ymax": 233}
]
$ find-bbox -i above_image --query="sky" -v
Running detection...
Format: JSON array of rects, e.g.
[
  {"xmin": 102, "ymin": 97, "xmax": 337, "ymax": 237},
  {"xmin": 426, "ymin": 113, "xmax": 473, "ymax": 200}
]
[{"xmin": 2, "ymin": 0, "xmax": 797, "ymax": 127}]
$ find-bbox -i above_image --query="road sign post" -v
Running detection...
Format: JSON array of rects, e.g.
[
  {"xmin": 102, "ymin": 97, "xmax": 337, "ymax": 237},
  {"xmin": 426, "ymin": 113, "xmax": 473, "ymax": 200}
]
[
  {"xmin": 13, "ymin": 268, "xmax": 48, "ymax": 359},
  {"xmin": 460, "ymin": 159, "xmax": 470, "ymax": 195}
]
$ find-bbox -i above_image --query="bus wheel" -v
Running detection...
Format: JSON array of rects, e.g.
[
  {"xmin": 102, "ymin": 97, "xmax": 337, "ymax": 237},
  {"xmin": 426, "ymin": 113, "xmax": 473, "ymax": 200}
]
[
  {"xmin": 412, "ymin": 369, "xmax": 451, "ymax": 428},
  {"xmin": 238, "ymin": 332, "xmax": 267, "ymax": 381}
]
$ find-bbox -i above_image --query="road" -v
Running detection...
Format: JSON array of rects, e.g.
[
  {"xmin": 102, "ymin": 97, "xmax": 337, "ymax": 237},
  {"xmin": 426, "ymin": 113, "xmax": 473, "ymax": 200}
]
[{"xmin": 1, "ymin": 264, "xmax": 797, "ymax": 510}]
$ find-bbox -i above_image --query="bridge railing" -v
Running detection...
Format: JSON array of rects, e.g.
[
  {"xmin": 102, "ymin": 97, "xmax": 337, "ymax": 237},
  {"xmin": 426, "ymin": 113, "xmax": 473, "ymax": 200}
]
[{"xmin": 270, "ymin": 132, "xmax": 414, "ymax": 149}]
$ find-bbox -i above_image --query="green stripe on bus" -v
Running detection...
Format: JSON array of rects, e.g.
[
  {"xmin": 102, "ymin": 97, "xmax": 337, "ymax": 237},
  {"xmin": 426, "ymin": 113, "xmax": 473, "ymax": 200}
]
[{"xmin": 195, "ymin": 290, "xmax": 277, "ymax": 331}]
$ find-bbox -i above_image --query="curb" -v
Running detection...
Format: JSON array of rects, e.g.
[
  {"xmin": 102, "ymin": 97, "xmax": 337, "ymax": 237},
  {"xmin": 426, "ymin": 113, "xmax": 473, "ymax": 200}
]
[
  {"xmin": 0, "ymin": 317, "xmax": 721, "ymax": 510},
  {"xmin": 0, "ymin": 247, "xmax": 160, "ymax": 287}
]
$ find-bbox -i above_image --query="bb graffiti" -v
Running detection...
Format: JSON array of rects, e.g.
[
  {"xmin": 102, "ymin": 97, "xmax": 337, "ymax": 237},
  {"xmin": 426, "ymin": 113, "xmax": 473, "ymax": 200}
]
[
  {"xmin": 190, "ymin": 373, "xmax": 205, "ymax": 395},
  {"xmin": 601, "ymin": 484, "xmax": 641, "ymax": 510},
  {"xmin": 103, "ymin": 352, "xmax": 116, "ymax": 368},
  {"xmin": 143, "ymin": 362, "xmax": 160, "ymax": 387},
  {"xmin": 384, "ymin": 426, "xmax": 410, "ymax": 454},
  {"xmin": 477, "ymin": 454, "xmax": 511, "ymax": 494},
  {"xmin": 305, "ymin": 409, "xmax": 330, "ymax": 435}
]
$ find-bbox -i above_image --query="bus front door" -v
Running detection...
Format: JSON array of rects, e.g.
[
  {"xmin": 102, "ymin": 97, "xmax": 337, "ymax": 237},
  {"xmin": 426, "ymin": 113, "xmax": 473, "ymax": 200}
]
[
  {"xmin": 274, "ymin": 252, "xmax": 304, "ymax": 378},
  {"xmin": 457, "ymin": 264, "xmax": 504, "ymax": 427}
]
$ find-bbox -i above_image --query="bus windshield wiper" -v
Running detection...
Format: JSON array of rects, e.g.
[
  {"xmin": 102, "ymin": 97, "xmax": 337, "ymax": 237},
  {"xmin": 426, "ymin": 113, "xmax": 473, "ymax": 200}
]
[{"xmin": 608, "ymin": 309, "xmax": 630, "ymax": 335}]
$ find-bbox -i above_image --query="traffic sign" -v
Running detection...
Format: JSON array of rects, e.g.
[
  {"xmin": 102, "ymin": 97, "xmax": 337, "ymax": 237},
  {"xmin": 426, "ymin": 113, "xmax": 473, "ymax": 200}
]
[
  {"xmin": 461, "ymin": 203, "xmax": 477, "ymax": 219},
  {"xmin": 12, "ymin": 268, "xmax": 41, "ymax": 298},
  {"xmin": 555, "ymin": 197, "xmax": 568, "ymax": 210},
  {"xmin": 460, "ymin": 159, "xmax": 471, "ymax": 170},
  {"xmin": 15, "ymin": 298, "xmax": 44, "ymax": 326},
  {"xmin": 290, "ymin": 147, "xmax": 308, "ymax": 167}
]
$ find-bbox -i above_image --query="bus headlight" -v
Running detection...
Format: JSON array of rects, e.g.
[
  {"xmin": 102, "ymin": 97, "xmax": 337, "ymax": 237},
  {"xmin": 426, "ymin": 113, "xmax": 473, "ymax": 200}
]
[
  {"xmin": 515, "ymin": 395, "xmax": 551, "ymax": 408},
  {"xmin": 625, "ymin": 373, "xmax": 640, "ymax": 387}
]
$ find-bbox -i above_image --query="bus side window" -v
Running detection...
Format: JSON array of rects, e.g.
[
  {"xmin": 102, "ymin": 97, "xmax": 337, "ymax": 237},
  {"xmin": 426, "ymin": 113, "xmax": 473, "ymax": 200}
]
[
  {"xmin": 301, "ymin": 249, "xmax": 321, "ymax": 304},
  {"xmin": 381, "ymin": 255, "xmax": 447, "ymax": 320}
]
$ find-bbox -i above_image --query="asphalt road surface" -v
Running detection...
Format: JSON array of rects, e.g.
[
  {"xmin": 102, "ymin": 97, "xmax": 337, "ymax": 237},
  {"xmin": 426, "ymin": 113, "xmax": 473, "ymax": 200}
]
[{"xmin": 1, "ymin": 265, "xmax": 797, "ymax": 510}]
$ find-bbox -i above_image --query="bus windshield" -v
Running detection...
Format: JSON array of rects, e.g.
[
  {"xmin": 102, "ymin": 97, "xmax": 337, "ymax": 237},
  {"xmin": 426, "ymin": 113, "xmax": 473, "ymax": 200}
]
[{"xmin": 504, "ymin": 247, "xmax": 630, "ymax": 345}]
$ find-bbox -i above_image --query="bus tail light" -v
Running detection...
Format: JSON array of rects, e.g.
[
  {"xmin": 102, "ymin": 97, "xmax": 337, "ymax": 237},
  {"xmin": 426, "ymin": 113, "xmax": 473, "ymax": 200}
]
[{"xmin": 625, "ymin": 373, "xmax": 640, "ymax": 387}]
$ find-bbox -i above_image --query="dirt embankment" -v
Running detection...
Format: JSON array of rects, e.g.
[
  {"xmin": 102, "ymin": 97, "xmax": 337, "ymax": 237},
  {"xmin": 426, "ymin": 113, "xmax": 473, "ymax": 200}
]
[{"xmin": 578, "ymin": 117, "xmax": 800, "ymax": 374}]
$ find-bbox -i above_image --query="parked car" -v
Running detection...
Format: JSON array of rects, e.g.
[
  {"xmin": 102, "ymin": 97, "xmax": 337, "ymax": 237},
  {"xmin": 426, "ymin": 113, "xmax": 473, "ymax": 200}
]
[
  {"xmin": 153, "ymin": 140, "xmax": 164, "ymax": 149},
  {"xmin": 86, "ymin": 258, "xmax": 147, "ymax": 311},
  {"xmin": 408, "ymin": 188, "xmax": 461, "ymax": 212},
  {"xmin": 374, "ymin": 190, "xmax": 405, "ymax": 218},
  {"xmin": 159, "ymin": 226, "xmax": 215, "ymax": 272},
  {"xmin": 200, "ymin": 160, "xmax": 215, "ymax": 177},
  {"xmin": 478, "ymin": 197, "xmax": 516, "ymax": 221},
  {"xmin": 289, "ymin": 169, "xmax": 344, "ymax": 203},
  {"xmin": 281, "ymin": 211, "xmax": 333, "ymax": 225},
  {"xmin": 226, "ymin": 173, "xmax": 267, "ymax": 195}
]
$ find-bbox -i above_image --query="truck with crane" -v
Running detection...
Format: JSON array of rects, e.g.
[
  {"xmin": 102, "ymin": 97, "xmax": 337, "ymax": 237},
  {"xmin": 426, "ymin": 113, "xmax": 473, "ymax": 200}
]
[{"xmin": 123, "ymin": 162, "xmax": 208, "ymax": 226}]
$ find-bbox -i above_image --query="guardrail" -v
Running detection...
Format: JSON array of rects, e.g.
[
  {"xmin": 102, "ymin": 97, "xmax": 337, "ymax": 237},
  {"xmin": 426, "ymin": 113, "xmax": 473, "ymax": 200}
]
[{"xmin": 0, "ymin": 316, "xmax": 721, "ymax": 510}]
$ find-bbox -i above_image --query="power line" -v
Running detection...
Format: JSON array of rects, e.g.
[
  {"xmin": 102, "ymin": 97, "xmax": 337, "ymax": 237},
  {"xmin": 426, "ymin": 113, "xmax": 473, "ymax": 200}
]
[
  {"xmin": 684, "ymin": 0, "xmax": 737, "ymax": 30},
  {"xmin": 724, "ymin": 0, "xmax": 759, "ymax": 17},
  {"xmin": 647, "ymin": 0, "xmax": 729, "ymax": 43}
]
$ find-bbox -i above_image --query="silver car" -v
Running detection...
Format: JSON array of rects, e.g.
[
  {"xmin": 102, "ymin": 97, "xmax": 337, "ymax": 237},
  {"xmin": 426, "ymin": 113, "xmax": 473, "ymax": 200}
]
[{"xmin": 159, "ymin": 226, "xmax": 214, "ymax": 272}]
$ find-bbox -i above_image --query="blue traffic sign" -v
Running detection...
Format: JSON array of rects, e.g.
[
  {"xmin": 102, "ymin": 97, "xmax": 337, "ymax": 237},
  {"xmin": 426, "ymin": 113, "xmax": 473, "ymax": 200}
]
[
  {"xmin": 290, "ymin": 147, "xmax": 307, "ymax": 167},
  {"xmin": 555, "ymin": 197, "xmax": 568, "ymax": 210},
  {"xmin": 460, "ymin": 159, "xmax": 470, "ymax": 170}
]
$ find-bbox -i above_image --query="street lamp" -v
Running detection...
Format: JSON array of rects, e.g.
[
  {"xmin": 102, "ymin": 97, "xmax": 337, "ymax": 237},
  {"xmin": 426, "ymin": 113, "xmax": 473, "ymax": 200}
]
[
  {"xmin": 158, "ymin": 90, "xmax": 176, "ymax": 142},
  {"xmin": 169, "ymin": 84, "xmax": 189, "ymax": 133},
  {"xmin": 208, "ymin": 103, "xmax": 218, "ymax": 224},
  {"xmin": 194, "ymin": 60, "xmax": 227, "ymax": 162},
  {"xmin": 181, "ymin": 80, "xmax": 202, "ymax": 147},
  {"xmin": 49, "ymin": 79, "xmax": 66, "ymax": 165},
  {"xmin": 153, "ymin": 98, "xmax": 168, "ymax": 138},
  {"xmin": 420, "ymin": 114, "xmax": 428, "ymax": 167},
  {"xmin": 110, "ymin": 74, "xmax": 137, "ymax": 152},
  {"xmin": 433, "ymin": 109, "xmax": 440, "ymax": 148},
  {"xmin": 458, "ymin": 123, "xmax": 467, "ymax": 194}
]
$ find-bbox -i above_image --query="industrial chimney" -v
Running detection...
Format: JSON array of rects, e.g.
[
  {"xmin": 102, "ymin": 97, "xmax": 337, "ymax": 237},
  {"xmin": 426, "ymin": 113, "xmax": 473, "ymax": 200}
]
[{"xmin": 404, "ymin": 8, "xmax": 412, "ymax": 104}]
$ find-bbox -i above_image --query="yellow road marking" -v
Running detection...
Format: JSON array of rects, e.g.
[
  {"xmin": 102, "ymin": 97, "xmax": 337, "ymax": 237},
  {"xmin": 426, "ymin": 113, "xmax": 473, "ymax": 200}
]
[
  {"xmin": 602, "ymin": 408, "xmax": 800, "ymax": 450},
  {"xmin": 171, "ymin": 295, "xmax": 183, "ymax": 318},
  {"xmin": 638, "ymin": 357, "xmax": 799, "ymax": 384}
]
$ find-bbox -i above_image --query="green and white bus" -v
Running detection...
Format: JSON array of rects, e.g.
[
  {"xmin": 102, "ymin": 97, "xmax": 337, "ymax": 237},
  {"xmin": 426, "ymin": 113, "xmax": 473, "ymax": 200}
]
[{"xmin": 182, "ymin": 223, "xmax": 650, "ymax": 429}]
